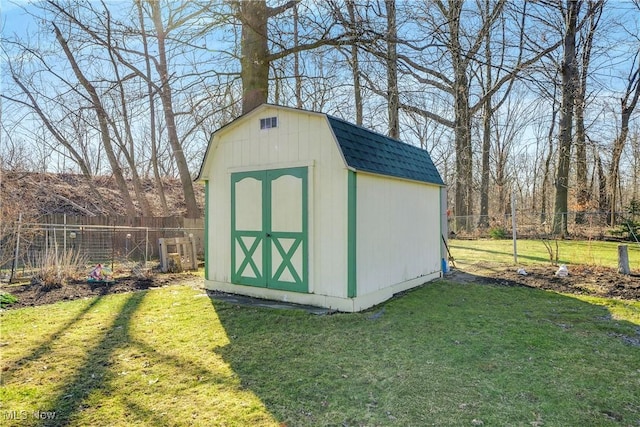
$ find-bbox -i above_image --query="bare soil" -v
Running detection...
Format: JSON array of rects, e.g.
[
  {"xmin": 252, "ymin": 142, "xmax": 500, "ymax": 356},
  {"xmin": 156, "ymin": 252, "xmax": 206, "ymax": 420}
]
[
  {"xmin": 449, "ymin": 263, "xmax": 640, "ymax": 300},
  {"xmin": 1, "ymin": 265, "xmax": 638, "ymax": 310},
  {"xmin": 0, "ymin": 273, "xmax": 202, "ymax": 309}
]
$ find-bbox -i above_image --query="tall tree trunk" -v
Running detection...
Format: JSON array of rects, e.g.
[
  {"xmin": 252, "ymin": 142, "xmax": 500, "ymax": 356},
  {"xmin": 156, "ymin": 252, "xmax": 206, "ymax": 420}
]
[
  {"xmin": 574, "ymin": 95, "xmax": 588, "ymax": 223},
  {"xmin": 346, "ymin": 0, "xmax": 363, "ymax": 125},
  {"xmin": 385, "ymin": 0, "xmax": 399, "ymax": 139},
  {"xmin": 478, "ymin": 0, "xmax": 492, "ymax": 229},
  {"xmin": 136, "ymin": 0, "xmax": 169, "ymax": 216},
  {"xmin": 53, "ymin": 23, "xmax": 137, "ymax": 217},
  {"xmin": 105, "ymin": 15, "xmax": 153, "ymax": 216},
  {"xmin": 575, "ymin": 0, "xmax": 602, "ymax": 224},
  {"xmin": 609, "ymin": 111, "xmax": 633, "ymax": 224},
  {"xmin": 239, "ymin": 0, "xmax": 270, "ymax": 114},
  {"xmin": 552, "ymin": 0, "xmax": 580, "ymax": 236},
  {"xmin": 150, "ymin": 1, "xmax": 200, "ymax": 218},
  {"xmin": 541, "ymin": 83, "xmax": 559, "ymax": 224},
  {"xmin": 454, "ymin": 71, "xmax": 473, "ymax": 231},
  {"xmin": 631, "ymin": 130, "xmax": 640, "ymax": 203},
  {"xmin": 293, "ymin": 2, "xmax": 302, "ymax": 109},
  {"xmin": 441, "ymin": 0, "xmax": 474, "ymax": 231},
  {"xmin": 596, "ymin": 152, "xmax": 608, "ymax": 214},
  {"xmin": 607, "ymin": 49, "xmax": 640, "ymax": 224}
]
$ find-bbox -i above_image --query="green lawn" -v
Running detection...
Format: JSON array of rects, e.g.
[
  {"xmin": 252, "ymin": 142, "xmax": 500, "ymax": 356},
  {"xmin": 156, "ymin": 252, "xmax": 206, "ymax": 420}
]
[
  {"xmin": 1, "ymin": 281, "xmax": 639, "ymax": 426},
  {"xmin": 449, "ymin": 238, "xmax": 640, "ymax": 269}
]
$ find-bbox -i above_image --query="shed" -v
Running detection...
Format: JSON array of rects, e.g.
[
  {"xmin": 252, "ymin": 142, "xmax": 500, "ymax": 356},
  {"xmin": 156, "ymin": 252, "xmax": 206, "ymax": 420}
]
[{"xmin": 197, "ymin": 104, "xmax": 446, "ymax": 312}]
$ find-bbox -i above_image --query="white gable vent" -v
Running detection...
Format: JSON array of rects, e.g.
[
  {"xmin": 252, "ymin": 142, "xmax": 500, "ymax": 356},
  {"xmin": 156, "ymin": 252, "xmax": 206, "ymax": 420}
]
[{"xmin": 260, "ymin": 117, "xmax": 278, "ymax": 129}]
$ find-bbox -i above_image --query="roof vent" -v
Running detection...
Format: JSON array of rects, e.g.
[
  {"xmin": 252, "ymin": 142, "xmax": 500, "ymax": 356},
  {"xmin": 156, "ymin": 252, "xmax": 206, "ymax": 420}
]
[{"xmin": 260, "ymin": 117, "xmax": 278, "ymax": 130}]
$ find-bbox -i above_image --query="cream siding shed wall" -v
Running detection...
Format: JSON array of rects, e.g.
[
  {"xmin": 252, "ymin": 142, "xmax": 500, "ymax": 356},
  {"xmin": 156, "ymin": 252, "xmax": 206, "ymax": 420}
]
[
  {"xmin": 204, "ymin": 107, "xmax": 350, "ymax": 299},
  {"xmin": 356, "ymin": 173, "xmax": 441, "ymax": 295}
]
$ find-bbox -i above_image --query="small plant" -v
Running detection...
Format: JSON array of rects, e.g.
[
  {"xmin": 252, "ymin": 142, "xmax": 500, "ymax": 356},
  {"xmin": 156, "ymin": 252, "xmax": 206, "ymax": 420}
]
[
  {"xmin": 29, "ymin": 249, "xmax": 88, "ymax": 289},
  {"xmin": 489, "ymin": 227, "xmax": 509, "ymax": 239},
  {"xmin": 0, "ymin": 292, "xmax": 18, "ymax": 308},
  {"xmin": 541, "ymin": 237, "xmax": 559, "ymax": 266}
]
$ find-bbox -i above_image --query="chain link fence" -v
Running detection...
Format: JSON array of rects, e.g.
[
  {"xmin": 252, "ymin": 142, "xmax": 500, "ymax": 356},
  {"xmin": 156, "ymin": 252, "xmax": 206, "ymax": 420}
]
[
  {"xmin": 1, "ymin": 222, "xmax": 204, "ymax": 281},
  {"xmin": 448, "ymin": 211, "xmax": 638, "ymax": 241}
]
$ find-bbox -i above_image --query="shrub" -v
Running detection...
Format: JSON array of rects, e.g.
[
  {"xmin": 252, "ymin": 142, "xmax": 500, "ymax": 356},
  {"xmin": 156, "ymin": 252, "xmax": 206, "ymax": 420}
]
[
  {"xmin": 29, "ymin": 249, "xmax": 88, "ymax": 289},
  {"xmin": 0, "ymin": 292, "xmax": 18, "ymax": 308},
  {"xmin": 489, "ymin": 227, "xmax": 509, "ymax": 239},
  {"xmin": 609, "ymin": 200, "xmax": 640, "ymax": 241}
]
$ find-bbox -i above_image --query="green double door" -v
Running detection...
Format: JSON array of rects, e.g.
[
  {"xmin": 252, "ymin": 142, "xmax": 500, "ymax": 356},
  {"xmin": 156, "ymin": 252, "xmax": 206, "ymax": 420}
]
[{"xmin": 231, "ymin": 167, "xmax": 308, "ymax": 293}]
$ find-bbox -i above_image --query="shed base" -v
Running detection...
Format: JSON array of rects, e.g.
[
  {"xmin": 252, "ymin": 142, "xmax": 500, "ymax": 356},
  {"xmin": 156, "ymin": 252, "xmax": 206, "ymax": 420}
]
[{"xmin": 204, "ymin": 272, "xmax": 441, "ymax": 312}]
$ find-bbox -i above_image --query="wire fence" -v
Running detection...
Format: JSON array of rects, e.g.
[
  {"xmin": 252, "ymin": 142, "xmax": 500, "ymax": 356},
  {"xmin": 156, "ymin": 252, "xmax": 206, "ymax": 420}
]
[
  {"xmin": 1, "ymin": 222, "xmax": 204, "ymax": 281},
  {"xmin": 448, "ymin": 210, "xmax": 638, "ymax": 241}
]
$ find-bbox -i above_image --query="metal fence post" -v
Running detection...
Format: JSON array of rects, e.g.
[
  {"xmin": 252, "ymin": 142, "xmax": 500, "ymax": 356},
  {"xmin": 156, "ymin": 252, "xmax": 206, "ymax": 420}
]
[
  {"xmin": 145, "ymin": 227, "xmax": 149, "ymax": 266},
  {"xmin": 9, "ymin": 213, "xmax": 23, "ymax": 284}
]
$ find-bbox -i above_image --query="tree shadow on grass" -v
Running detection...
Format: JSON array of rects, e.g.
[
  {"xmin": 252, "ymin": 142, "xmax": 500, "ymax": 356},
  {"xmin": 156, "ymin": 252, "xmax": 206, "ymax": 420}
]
[
  {"xmin": 208, "ymin": 281, "xmax": 640, "ymax": 426},
  {"xmin": 1, "ymin": 296, "xmax": 105, "ymax": 385},
  {"xmin": 35, "ymin": 291, "xmax": 147, "ymax": 426}
]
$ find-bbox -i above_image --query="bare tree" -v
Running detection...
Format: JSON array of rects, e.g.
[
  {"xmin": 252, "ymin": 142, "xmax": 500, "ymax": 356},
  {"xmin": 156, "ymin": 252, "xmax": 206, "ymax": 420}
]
[
  {"xmin": 574, "ymin": 0, "xmax": 603, "ymax": 224},
  {"xmin": 104, "ymin": 6, "xmax": 153, "ymax": 216},
  {"xmin": 552, "ymin": 0, "xmax": 581, "ymax": 236},
  {"xmin": 52, "ymin": 22, "xmax": 137, "ymax": 216},
  {"xmin": 477, "ymin": 0, "xmax": 526, "ymax": 228},
  {"xmin": 148, "ymin": 0, "xmax": 200, "ymax": 217},
  {"xmin": 136, "ymin": 0, "xmax": 169, "ymax": 216},
  {"xmin": 234, "ymin": 0, "xmax": 351, "ymax": 114},
  {"xmin": 385, "ymin": 0, "xmax": 399, "ymax": 139},
  {"xmin": 394, "ymin": 0, "xmax": 560, "ymax": 230},
  {"xmin": 608, "ymin": 40, "xmax": 640, "ymax": 224},
  {"xmin": 345, "ymin": 0, "xmax": 364, "ymax": 125}
]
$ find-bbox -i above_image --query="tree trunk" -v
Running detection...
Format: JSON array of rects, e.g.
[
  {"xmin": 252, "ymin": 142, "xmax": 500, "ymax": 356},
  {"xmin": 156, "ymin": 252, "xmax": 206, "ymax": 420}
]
[
  {"xmin": 445, "ymin": 1, "xmax": 474, "ymax": 232},
  {"xmin": 607, "ymin": 46, "xmax": 640, "ymax": 225},
  {"xmin": 541, "ymin": 88, "xmax": 559, "ymax": 224},
  {"xmin": 618, "ymin": 245, "xmax": 630, "ymax": 275},
  {"xmin": 552, "ymin": 0, "xmax": 580, "ymax": 236},
  {"xmin": 574, "ymin": 1, "xmax": 602, "ymax": 224},
  {"xmin": 137, "ymin": 0, "xmax": 169, "ymax": 216},
  {"xmin": 385, "ymin": 0, "xmax": 399, "ymax": 139},
  {"xmin": 293, "ymin": 3, "xmax": 302, "ymax": 109},
  {"xmin": 53, "ymin": 23, "xmax": 137, "ymax": 217},
  {"xmin": 574, "ymin": 95, "xmax": 588, "ymax": 224},
  {"xmin": 346, "ymin": 0, "xmax": 363, "ymax": 125},
  {"xmin": 478, "ymin": 5, "xmax": 492, "ymax": 229},
  {"xmin": 239, "ymin": 0, "xmax": 270, "ymax": 114},
  {"xmin": 454, "ymin": 72, "xmax": 473, "ymax": 231},
  {"xmin": 105, "ymin": 21, "xmax": 153, "ymax": 216},
  {"xmin": 596, "ymin": 153, "xmax": 608, "ymax": 214},
  {"xmin": 150, "ymin": 1, "xmax": 200, "ymax": 218},
  {"xmin": 609, "ymin": 114, "xmax": 631, "ymax": 224}
]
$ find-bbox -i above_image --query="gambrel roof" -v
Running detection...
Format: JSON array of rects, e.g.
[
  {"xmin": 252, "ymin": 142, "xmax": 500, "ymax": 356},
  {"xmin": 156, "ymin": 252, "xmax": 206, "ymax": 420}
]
[
  {"xmin": 327, "ymin": 116, "xmax": 444, "ymax": 186},
  {"xmin": 198, "ymin": 104, "xmax": 444, "ymax": 186}
]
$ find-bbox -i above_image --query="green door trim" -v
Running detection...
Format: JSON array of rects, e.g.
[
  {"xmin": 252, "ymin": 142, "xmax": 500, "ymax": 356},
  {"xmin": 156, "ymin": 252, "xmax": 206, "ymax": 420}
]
[
  {"xmin": 231, "ymin": 171, "xmax": 266, "ymax": 287},
  {"xmin": 204, "ymin": 180, "xmax": 209, "ymax": 280},
  {"xmin": 347, "ymin": 170, "xmax": 357, "ymax": 298},
  {"xmin": 231, "ymin": 167, "xmax": 308, "ymax": 293}
]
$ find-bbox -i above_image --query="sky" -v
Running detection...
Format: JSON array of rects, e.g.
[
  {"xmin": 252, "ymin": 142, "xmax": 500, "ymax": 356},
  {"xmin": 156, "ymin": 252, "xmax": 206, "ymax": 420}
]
[{"xmin": 1, "ymin": 0, "xmax": 639, "ymax": 184}]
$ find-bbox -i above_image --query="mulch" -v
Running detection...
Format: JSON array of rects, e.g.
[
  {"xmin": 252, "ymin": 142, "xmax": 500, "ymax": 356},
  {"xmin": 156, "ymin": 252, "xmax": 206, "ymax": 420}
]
[{"xmin": 0, "ymin": 273, "xmax": 200, "ymax": 309}]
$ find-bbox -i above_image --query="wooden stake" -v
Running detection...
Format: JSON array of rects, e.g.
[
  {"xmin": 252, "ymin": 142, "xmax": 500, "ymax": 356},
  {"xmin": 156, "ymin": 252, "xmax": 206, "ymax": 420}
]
[{"xmin": 618, "ymin": 245, "xmax": 630, "ymax": 275}]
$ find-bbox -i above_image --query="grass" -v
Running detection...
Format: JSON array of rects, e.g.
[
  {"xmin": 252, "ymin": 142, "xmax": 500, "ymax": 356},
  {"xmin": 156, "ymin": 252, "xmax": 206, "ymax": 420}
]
[
  {"xmin": 449, "ymin": 238, "xmax": 640, "ymax": 269},
  {"xmin": 1, "ymin": 281, "xmax": 639, "ymax": 426}
]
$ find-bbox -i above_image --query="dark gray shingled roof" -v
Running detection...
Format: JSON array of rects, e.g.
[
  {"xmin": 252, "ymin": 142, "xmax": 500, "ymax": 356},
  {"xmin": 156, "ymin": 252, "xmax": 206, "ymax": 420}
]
[{"xmin": 327, "ymin": 116, "xmax": 445, "ymax": 186}]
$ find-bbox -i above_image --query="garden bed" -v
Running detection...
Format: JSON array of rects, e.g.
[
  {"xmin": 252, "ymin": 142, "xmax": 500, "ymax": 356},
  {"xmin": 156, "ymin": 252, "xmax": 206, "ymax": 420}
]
[
  {"xmin": 450, "ymin": 263, "xmax": 640, "ymax": 300},
  {"xmin": 0, "ymin": 273, "xmax": 201, "ymax": 309}
]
